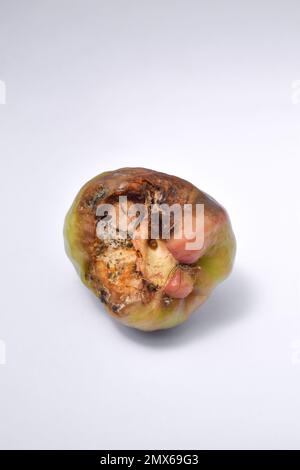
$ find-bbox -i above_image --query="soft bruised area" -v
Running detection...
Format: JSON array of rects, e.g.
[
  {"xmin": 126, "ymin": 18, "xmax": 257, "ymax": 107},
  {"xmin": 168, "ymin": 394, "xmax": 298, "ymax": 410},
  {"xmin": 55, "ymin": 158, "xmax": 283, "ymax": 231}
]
[
  {"xmin": 81, "ymin": 194, "xmax": 199, "ymax": 316},
  {"xmin": 64, "ymin": 168, "xmax": 236, "ymax": 331}
]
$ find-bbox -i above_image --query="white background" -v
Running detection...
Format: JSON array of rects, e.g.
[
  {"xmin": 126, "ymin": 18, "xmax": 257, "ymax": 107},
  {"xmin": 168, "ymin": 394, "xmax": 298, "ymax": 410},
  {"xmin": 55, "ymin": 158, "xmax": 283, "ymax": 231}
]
[{"xmin": 0, "ymin": 0, "xmax": 300, "ymax": 450}]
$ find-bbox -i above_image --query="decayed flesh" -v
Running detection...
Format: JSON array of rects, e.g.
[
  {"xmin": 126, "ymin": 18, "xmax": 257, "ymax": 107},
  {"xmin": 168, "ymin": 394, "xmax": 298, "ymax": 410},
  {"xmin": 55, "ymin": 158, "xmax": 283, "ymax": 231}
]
[{"xmin": 89, "ymin": 198, "xmax": 201, "ymax": 313}]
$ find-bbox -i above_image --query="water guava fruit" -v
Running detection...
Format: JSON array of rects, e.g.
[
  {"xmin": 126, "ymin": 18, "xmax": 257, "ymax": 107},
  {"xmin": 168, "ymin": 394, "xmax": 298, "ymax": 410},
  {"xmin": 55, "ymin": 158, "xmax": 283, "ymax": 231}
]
[{"xmin": 64, "ymin": 168, "xmax": 236, "ymax": 331}]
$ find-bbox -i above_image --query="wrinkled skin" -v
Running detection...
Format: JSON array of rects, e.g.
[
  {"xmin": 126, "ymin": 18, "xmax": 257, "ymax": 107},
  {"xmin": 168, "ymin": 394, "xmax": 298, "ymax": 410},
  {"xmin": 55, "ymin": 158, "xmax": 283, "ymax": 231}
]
[{"xmin": 64, "ymin": 168, "xmax": 236, "ymax": 331}]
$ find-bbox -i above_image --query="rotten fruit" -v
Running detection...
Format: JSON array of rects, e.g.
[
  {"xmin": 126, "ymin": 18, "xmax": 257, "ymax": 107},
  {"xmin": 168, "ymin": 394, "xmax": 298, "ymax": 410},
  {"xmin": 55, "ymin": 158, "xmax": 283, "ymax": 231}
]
[{"xmin": 64, "ymin": 168, "xmax": 236, "ymax": 331}]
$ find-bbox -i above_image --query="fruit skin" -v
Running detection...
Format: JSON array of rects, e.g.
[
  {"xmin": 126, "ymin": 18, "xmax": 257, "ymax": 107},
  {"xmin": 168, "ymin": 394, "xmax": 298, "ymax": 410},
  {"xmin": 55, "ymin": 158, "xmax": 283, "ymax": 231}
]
[{"xmin": 64, "ymin": 168, "xmax": 236, "ymax": 331}]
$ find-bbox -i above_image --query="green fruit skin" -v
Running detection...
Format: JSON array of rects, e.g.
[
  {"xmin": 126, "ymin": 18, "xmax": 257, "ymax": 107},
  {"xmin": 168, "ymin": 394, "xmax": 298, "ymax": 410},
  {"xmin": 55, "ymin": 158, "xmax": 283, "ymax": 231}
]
[{"xmin": 64, "ymin": 170, "xmax": 236, "ymax": 331}]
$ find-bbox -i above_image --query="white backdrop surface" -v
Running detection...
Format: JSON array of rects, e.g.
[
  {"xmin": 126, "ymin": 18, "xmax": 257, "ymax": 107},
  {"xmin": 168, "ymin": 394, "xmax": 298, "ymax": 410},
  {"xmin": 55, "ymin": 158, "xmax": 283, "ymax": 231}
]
[{"xmin": 0, "ymin": 0, "xmax": 299, "ymax": 450}]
